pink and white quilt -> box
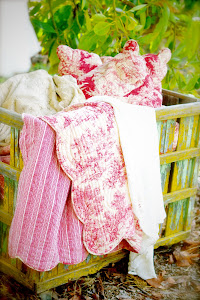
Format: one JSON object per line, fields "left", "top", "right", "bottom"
{"left": 41, "top": 101, "right": 143, "bottom": 256}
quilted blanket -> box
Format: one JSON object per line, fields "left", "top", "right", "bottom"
{"left": 41, "top": 101, "right": 143, "bottom": 255}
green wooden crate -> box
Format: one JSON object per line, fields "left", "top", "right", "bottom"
{"left": 0, "top": 89, "right": 200, "bottom": 293}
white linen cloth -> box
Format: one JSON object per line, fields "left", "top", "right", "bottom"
{"left": 88, "top": 96, "right": 166, "bottom": 279}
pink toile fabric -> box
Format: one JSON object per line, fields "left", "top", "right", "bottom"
{"left": 41, "top": 101, "right": 143, "bottom": 256}
{"left": 57, "top": 45, "right": 102, "bottom": 78}
{"left": 57, "top": 40, "right": 171, "bottom": 109}
{"left": 77, "top": 44, "right": 171, "bottom": 108}
{"left": 8, "top": 115, "right": 88, "bottom": 271}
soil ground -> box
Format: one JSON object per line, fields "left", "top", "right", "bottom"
{"left": 0, "top": 185, "right": 199, "bottom": 300}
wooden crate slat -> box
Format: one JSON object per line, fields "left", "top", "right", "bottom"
{"left": 3, "top": 177, "right": 9, "bottom": 212}
{"left": 0, "top": 222, "right": 8, "bottom": 258}
{"left": 156, "top": 102, "right": 200, "bottom": 121}
{"left": 160, "top": 147, "right": 200, "bottom": 164}
{"left": 163, "top": 119, "right": 177, "bottom": 153}
{"left": 37, "top": 251, "right": 128, "bottom": 293}
{"left": 160, "top": 164, "right": 171, "bottom": 194}
{"left": 0, "top": 161, "right": 21, "bottom": 181}
{"left": 10, "top": 128, "right": 15, "bottom": 167}
{"left": 14, "top": 128, "right": 20, "bottom": 169}
{"left": 8, "top": 178, "right": 14, "bottom": 214}
{"left": 159, "top": 119, "right": 176, "bottom": 237}
{"left": 0, "top": 258, "right": 35, "bottom": 291}
{"left": 165, "top": 115, "right": 198, "bottom": 237}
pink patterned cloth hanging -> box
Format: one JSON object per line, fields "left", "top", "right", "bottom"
{"left": 41, "top": 101, "right": 143, "bottom": 255}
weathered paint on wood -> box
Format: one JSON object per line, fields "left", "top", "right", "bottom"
{"left": 0, "top": 90, "right": 200, "bottom": 294}
{"left": 0, "top": 107, "right": 23, "bottom": 129}
{"left": 0, "top": 161, "right": 21, "bottom": 181}
{"left": 0, "top": 209, "right": 12, "bottom": 226}
{"left": 163, "top": 187, "right": 197, "bottom": 205}
{"left": 156, "top": 102, "right": 200, "bottom": 121}
{"left": 160, "top": 148, "right": 200, "bottom": 166}
{"left": 0, "top": 258, "right": 35, "bottom": 291}
{"left": 165, "top": 114, "right": 200, "bottom": 237}
{"left": 36, "top": 251, "right": 128, "bottom": 293}
{"left": 14, "top": 129, "right": 20, "bottom": 169}
{"left": 155, "top": 230, "right": 191, "bottom": 249}
{"left": 10, "top": 128, "right": 15, "bottom": 167}
{"left": 162, "top": 89, "right": 198, "bottom": 103}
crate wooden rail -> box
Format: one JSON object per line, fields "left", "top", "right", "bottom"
{"left": 0, "top": 90, "right": 200, "bottom": 293}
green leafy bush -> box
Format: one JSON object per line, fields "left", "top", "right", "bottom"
{"left": 28, "top": 0, "right": 200, "bottom": 97}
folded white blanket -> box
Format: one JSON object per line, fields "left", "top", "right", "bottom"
{"left": 0, "top": 70, "right": 85, "bottom": 145}
{"left": 88, "top": 96, "right": 166, "bottom": 279}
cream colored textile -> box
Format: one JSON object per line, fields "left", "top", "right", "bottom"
{"left": 0, "top": 70, "right": 85, "bottom": 145}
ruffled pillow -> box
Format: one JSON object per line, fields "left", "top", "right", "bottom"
{"left": 57, "top": 40, "right": 171, "bottom": 108}
{"left": 57, "top": 45, "right": 102, "bottom": 79}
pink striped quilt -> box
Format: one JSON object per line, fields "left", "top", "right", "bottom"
{"left": 8, "top": 115, "right": 88, "bottom": 271}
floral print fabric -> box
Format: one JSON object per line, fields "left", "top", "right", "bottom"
{"left": 41, "top": 101, "right": 143, "bottom": 255}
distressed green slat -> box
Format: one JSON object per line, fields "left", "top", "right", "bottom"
{"left": 163, "top": 187, "right": 197, "bottom": 206}
{"left": 159, "top": 119, "right": 176, "bottom": 237}
{"left": 191, "top": 158, "right": 199, "bottom": 187}
{"left": 165, "top": 116, "right": 198, "bottom": 237}
{"left": 8, "top": 179, "right": 15, "bottom": 214}
{"left": 166, "top": 199, "right": 189, "bottom": 233}
{"left": 0, "top": 222, "right": 8, "bottom": 257}
{"left": 13, "top": 181, "right": 18, "bottom": 212}
{"left": 156, "top": 120, "right": 162, "bottom": 153}
{"left": 3, "top": 177, "right": 9, "bottom": 212}
{"left": 184, "top": 196, "right": 195, "bottom": 231}
{"left": 195, "top": 115, "right": 200, "bottom": 148}
{"left": 0, "top": 107, "right": 23, "bottom": 129}
{"left": 10, "top": 128, "right": 15, "bottom": 167}
{"left": 190, "top": 116, "right": 199, "bottom": 148}
{"left": 156, "top": 102, "right": 200, "bottom": 121}
{"left": 159, "top": 119, "right": 176, "bottom": 194}
{"left": 172, "top": 159, "right": 190, "bottom": 190}
{"left": 159, "top": 121, "right": 167, "bottom": 154}
{"left": 0, "top": 222, "right": 3, "bottom": 255}
{"left": 0, "top": 209, "right": 13, "bottom": 225}
{"left": 183, "top": 156, "right": 200, "bottom": 231}
{"left": 19, "top": 151, "right": 23, "bottom": 170}
{"left": 11, "top": 258, "right": 17, "bottom": 267}
{"left": 37, "top": 251, "right": 128, "bottom": 293}
{"left": 177, "top": 116, "right": 194, "bottom": 149}
{"left": 155, "top": 230, "right": 190, "bottom": 248}
{"left": 0, "top": 161, "right": 21, "bottom": 181}
{"left": 160, "top": 147, "right": 200, "bottom": 165}
{"left": 160, "top": 164, "right": 171, "bottom": 194}
{"left": 14, "top": 129, "right": 20, "bottom": 168}
{"left": 164, "top": 119, "right": 177, "bottom": 153}
{"left": 0, "top": 259, "right": 35, "bottom": 291}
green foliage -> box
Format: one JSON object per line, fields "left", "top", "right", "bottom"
{"left": 28, "top": 0, "right": 200, "bottom": 96}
